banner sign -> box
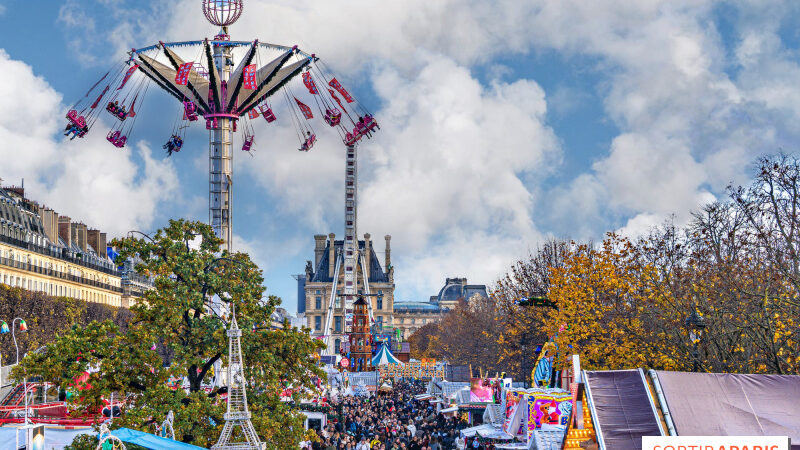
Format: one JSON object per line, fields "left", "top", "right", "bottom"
{"left": 118, "top": 65, "right": 139, "bottom": 90}
{"left": 328, "top": 77, "right": 354, "bottom": 103}
{"left": 470, "top": 378, "right": 495, "bottom": 403}
{"left": 175, "top": 62, "right": 194, "bottom": 86}
{"left": 643, "top": 436, "right": 790, "bottom": 450}
{"left": 294, "top": 97, "right": 313, "bottom": 119}
{"left": 303, "top": 72, "right": 319, "bottom": 94}
{"left": 243, "top": 64, "right": 257, "bottom": 90}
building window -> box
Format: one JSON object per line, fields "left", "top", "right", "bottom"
{"left": 377, "top": 298, "right": 383, "bottom": 310}
{"left": 334, "top": 316, "right": 342, "bottom": 332}
{"left": 315, "top": 289, "right": 321, "bottom": 295}
{"left": 334, "top": 339, "right": 341, "bottom": 354}
{"left": 411, "top": 318, "right": 415, "bottom": 324}
{"left": 335, "top": 297, "right": 342, "bottom": 308}
{"left": 314, "top": 316, "right": 321, "bottom": 331}
{"left": 315, "top": 296, "right": 322, "bottom": 309}
{"left": 377, "top": 316, "right": 383, "bottom": 325}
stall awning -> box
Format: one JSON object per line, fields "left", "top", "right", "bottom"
{"left": 653, "top": 371, "right": 800, "bottom": 449}
{"left": 584, "top": 369, "right": 664, "bottom": 450}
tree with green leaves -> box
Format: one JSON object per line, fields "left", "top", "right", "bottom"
{"left": 16, "top": 219, "right": 324, "bottom": 448}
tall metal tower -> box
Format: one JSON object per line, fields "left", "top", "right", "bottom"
{"left": 321, "top": 143, "right": 375, "bottom": 355}
{"left": 128, "top": 0, "right": 314, "bottom": 253}
{"left": 211, "top": 306, "right": 264, "bottom": 450}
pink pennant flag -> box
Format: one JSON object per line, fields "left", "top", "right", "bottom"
{"left": 328, "top": 89, "right": 345, "bottom": 112}
{"left": 243, "top": 64, "right": 257, "bottom": 90}
{"left": 127, "top": 95, "right": 138, "bottom": 117}
{"left": 118, "top": 65, "right": 139, "bottom": 90}
{"left": 247, "top": 108, "right": 259, "bottom": 119}
{"left": 295, "top": 97, "right": 313, "bottom": 120}
{"left": 302, "top": 72, "right": 318, "bottom": 95}
{"left": 90, "top": 85, "right": 110, "bottom": 109}
{"left": 328, "top": 77, "right": 354, "bottom": 103}
{"left": 175, "top": 62, "right": 194, "bottom": 86}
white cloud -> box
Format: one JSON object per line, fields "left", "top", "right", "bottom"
{"left": 44, "top": 0, "right": 800, "bottom": 301}
{"left": 0, "top": 49, "right": 178, "bottom": 237}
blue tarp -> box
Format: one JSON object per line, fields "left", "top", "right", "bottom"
{"left": 110, "top": 428, "right": 206, "bottom": 449}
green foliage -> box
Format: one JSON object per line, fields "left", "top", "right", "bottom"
{"left": 17, "top": 219, "right": 325, "bottom": 447}
{"left": 0, "top": 284, "right": 131, "bottom": 364}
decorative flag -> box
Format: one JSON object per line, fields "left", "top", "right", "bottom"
{"left": 302, "top": 72, "right": 318, "bottom": 95}
{"left": 242, "top": 64, "right": 257, "bottom": 90}
{"left": 90, "top": 85, "right": 110, "bottom": 109}
{"left": 86, "top": 71, "right": 109, "bottom": 97}
{"left": 329, "top": 89, "right": 346, "bottom": 112}
{"left": 247, "top": 108, "right": 260, "bottom": 119}
{"left": 328, "top": 77, "right": 354, "bottom": 103}
{"left": 118, "top": 65, "right": 140, "bottom": 90}
{"left": 0, "top": 322, "right": 8, "bottom": 333}
{"left": 127, "top": 94, "right": 138, "bottom": 118}
{"left": 18, "top": 320, "right": 27, "bottom": 332}
{"left": 175, "top": 62, "right": 194, "bottom": 86}
{"left": 294, "top": 97, "right": 313, "bottom": 119}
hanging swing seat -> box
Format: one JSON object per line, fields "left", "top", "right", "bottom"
{"left": 344, "top": 131, "right": 361, "bottom": 146}
{"left": 66, "top": 110, "right": 89, "bottom": 138}
{"left": 163, "top": 135, "right": 183, "bottom": 155}
{"left": 324, "top": 108, "right": 342, "bottom": 127}
{"left": 106, "top": 130, "right": 127, "bottom": 148}
{"left": 106, "top": 102, "right": 128, "bottom": 121}
{"left": 260, "top": 105, "right": 276, "bottom": 123}
{"left": 299, "top": 133, "right": 316, "bottom": 152}
{"left": 183, "top": 101, "right": 199, "bottom": 121}
{"left": 242, "top": 135, "right": 254, "bottom": 152}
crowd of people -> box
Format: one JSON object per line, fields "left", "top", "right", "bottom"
{"left": 301, "top": 380, "right": 495, "bottom": 450}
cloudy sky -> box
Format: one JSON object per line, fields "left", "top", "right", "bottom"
{"left": 2, "top": 0, "right": 800, "bottom": 312}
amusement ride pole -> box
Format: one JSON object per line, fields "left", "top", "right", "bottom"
{"left": 210, "top": 26, "right": 234, "bottom": 255}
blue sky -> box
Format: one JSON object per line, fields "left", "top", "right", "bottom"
{"left": 2, "top": 0, "right": 800, "bottom": 313}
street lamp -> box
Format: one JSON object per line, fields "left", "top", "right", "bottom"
{"left": 685, "top": 309, "right": 705, "bottom": 372}
{"left": 1, "top": 318, "right": 29, "bottom": 423}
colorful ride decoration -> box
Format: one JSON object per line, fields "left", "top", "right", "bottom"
{"left": 533, "top": 341, "right": 557, "bottom": 388}
{"left": 378, "top": 361, "right": 443, "bottom": 380}
{"left": 502, "top": 388, "right": 573, "bottom": 442}
{"left": 96, "top": 423, "right": 127, "bottom": 450}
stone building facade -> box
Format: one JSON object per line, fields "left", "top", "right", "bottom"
{"left": 301, "top": 233, "right": 395, "bottom": 354}
{"left": 0, "top": 185, "right": 149, "bottom": 307}
{"left": 393, "top": 277, "right": 488, "bottom": 339}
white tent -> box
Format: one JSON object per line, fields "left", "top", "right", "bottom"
{"left": 370, "top": 343, "right": 404, "bottom": 366}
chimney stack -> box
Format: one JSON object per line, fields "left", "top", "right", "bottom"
{"left": 41, "top": 209, "right": 59, "bottom": 244}
{"left": 328, "top": 233, "right": 336, "bottom": 278}
{"left": 72, "top": 223, "right": 88, "bottom": 253}
{"left": 99, "top": 232, "right": 107, "bottom": 258}
{"left": 88, "top": 229, "right": 108, "bottom": 258}
{"left": 384, "top": 235, "right": 391, "bottom": 269}
{"left": 314, "top": 234, "right": 327, "bottom": 273}
{"left": 364, "top": 233, "right": 371, "bottom": 274}
{"left": 58, "top": 216, "right": 72, "bottom": 248}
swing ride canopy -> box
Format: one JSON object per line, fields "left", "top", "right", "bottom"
{"left": 131, "top": 40, "right": 314, "bottom": 119}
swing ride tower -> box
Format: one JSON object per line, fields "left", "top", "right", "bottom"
{"left": 66, "top": 0, "right": 383, "bottom": 361}
{"left": 125, "top": 1, "right": 315, "bottom": 252}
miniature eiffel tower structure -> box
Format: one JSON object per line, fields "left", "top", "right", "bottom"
{"left": 212, "top": 305, "right": 265, "bottom": 450}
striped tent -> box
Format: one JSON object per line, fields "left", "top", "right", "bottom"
{"left": 371, "top": 343, "right": 404, "bottom": 366}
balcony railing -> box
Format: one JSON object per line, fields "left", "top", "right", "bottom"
{"left": 0, "top": 234, "right": 119, "bottom": 276}
{"left": 0, "top": 256, "right": 123, "bottom": 293}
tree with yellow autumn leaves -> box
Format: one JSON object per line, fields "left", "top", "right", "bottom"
{"left": 410, "top": 154, "right": 800, "bottom": 377}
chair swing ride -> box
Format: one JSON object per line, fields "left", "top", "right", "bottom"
{"left": 64, "top": 11, "right": 379, "bottom": 157}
